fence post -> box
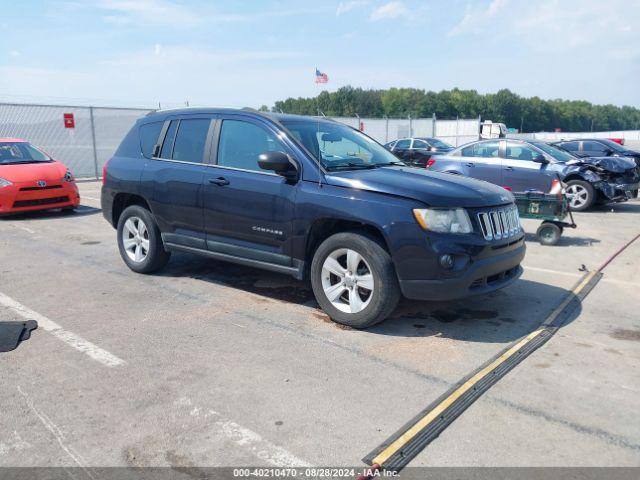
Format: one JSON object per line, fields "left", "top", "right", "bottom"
{"left": 408, "top": 114, "right": 412, "bottom": 137}
{"left": 432, "top": 113, "right": 436, "bottom": 137}
{"left": 455, "top": 115, "right": 460, "bottom": 147}
{"left": 89, "top": 106, "right": 99, "bottom": 180}
{"left": 384, "top": 116, "right": 389, "bottom": 142}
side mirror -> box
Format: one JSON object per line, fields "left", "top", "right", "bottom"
{"left": 258, "top": 151, "right": 298, "bottom": 181}
{"left": 604, "top": 148, "right": 614, "bottom": 156}
{"left": 533, "top": 154, "right": 549, "bottom": 164}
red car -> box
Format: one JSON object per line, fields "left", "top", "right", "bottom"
{"left": 0, "top": 138, "right": 80, "bottom": 215}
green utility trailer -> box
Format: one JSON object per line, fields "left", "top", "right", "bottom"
{"left": 514, "top": 192, "right": 577, "bottom": 246}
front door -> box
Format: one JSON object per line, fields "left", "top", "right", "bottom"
{"left": 202, "top": 116, "right": 297, "bottom": 267}
{"left": 502, "top": 141, "right": 553, "bottom": 192}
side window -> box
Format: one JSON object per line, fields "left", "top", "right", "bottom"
{"left": 583, "top": 141, "right": 607, "bottom": 154}
{"left": 412, "top": 139, "right": 430, "bottom": 149}
{"left": 460, "top": 144, "right": 475, "bottom": 157}
{"left": 395, "top": 139, "right": 411, "bottom": 149}
{"left": 505, "top": 142, "right": 539, "bottom": 161}
{"left": 160, "top": 120, "right": 178, "bottom": 159}
{"left": 139, "top": 121, "right": 164, "bottom": 158}
{"left": 217, "top": 120, "right": 286, "bottom": 172}
{"left": 560, "top": 141, "right": 579, "bottom": 152}
{"left": 462, "top": 141, "right": 499, "bottom": 158}
{"left": 171, "top": 118, "right": 211, "bottom": 163}
{"left": 476, "top": 141, "right": 499, "bottom": 158}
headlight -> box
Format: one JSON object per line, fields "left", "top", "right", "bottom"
{"left": 63, "top": 169, "right": 74, "bottom": 182}
{"left": 0, "top": 178, "right": 13, "bottom": 188}
{"left": 413, "top": 208, "right": 473, "bottom": 234}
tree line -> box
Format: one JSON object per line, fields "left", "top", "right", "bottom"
{"left": 266, "top": 87, "right": 640, "bottom": 133}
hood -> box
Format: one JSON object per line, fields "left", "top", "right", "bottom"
{"left": 565, "top": 156, "right": 636, "bottom": 173}
{"left": 324, "top": 166, "right": 514, "bottom": 208}
{"left": 0, "top": 160, "right": 67, "bottom": 183}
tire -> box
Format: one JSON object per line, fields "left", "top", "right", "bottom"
{"left": 565, "top": 180, "right": 595, "bottom": 212}
{"left": 310, "top": 232, "right": 400, "bottom": 329}
{"left": 537, "top": 222, "right": 562, "bottom": 246}
{"left": 117, "top": 205, "right": 170, "bottom": 274}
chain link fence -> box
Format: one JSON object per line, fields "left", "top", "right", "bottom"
{"left": 0, "top": 102, "right": 482, "bottom": 178}
{"left": 0, "top": 103, "right": 151, "bottom": 178}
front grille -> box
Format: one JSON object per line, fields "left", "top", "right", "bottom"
{"left": 13, "top": 196, "right": 69, "bottom": 208}
{"left": 477, "top": 204, "right": 521, "bottom": 241}
{"left": 19, "top": 185, "right": 62, "bottom": 191}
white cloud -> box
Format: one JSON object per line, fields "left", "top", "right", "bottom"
{"left": 336, "top": 1, "right": 369, "bottom": 16}
{"left": 449, "top": 0, "right": 507, "bottom": 36}
{"left": 9, "top": 50, "right": 20, "bottom": 57}
{"left": 98, "top": 0, "right": 201, "bottom": 27}
{"left": 369, "top": 1, "right": 409, "bottom": 21}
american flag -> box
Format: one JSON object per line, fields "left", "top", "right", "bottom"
{"left": 315, "top": 68, "right": 329, "bottom": 84}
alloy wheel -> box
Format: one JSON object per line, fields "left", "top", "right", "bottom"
{"left": 565, "top": 184, "right": 589, "bottom": 209}
{"left": 321, "top": 248, "right": 374, "bottom": 314}
{"left": 122, "top": 216, "right": 150, "bottom": 263}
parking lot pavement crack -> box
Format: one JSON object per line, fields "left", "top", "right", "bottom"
{"left": 17, "top": 386, "right": 96, "bottom": 477}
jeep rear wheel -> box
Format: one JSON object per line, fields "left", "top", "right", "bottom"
{"left": 117, "top": 205, "right": 170, "bottom": 274}
{"left": 310, "top": 232, "right": 400, "bottom": 329}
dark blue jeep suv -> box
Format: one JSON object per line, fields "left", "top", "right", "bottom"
{"left": 102, "top": 108, "right": 525, "bottom": 328}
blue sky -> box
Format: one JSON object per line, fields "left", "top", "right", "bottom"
{"left": 1, "top": 0, "right": 639, "bottom": 109}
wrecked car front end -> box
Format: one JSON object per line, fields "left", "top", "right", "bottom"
{"left": 565, "top": 157, "right": 640, "bottom": 202}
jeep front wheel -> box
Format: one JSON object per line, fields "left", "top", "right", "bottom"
{"left": 310, "top": 232, "right": 400, "bottom": 329}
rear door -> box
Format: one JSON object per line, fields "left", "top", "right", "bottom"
{"left": 557, "top": 140, "right": 580, "bottom": 156}
{"left": 502, "top": 141, "right": 553, "bottom": 192}
{"left": 582, "top": 140, "right": 610, "bottom": 156}
{"left": 392, "top": 139, "right": 412, "bottom": 161}
{"left": 458, "top": 140, "right": 502, "bottom": 184}
{"left": 202, "top": 115, "right": 297, "bottom": 267}
{"left": 142, "top": 115, "right": 213, "bottom": 249}
{"left": 409, "top": 139, "right": 433, "bottom": 167}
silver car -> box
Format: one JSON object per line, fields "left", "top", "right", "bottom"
{"left": 428, "top": 139, "right": 640, "bottom": 211}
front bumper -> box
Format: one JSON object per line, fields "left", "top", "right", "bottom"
{"left": 0, "top": 181, "right": 80, "bottom": 215}
{"left": 399, "top": 239, "right": 525, "bottom": 301}
{"left": 596, "top": 181, "right": 640, "bottom": 201}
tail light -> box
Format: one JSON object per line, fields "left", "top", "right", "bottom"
{"left": 502, "top": 186, "right": 512, "bottom": 191}
{"left": 426, "top": 158, "right": 436, "bottom": 168}
{"left": 102, "top": 160, "right": 110, "bottom": 185}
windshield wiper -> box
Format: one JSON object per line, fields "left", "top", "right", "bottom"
{"left": 373, "top": 161, "right": 405, "bottom": 167}
{"left": 326, "top": 162, "right": 378, "bottom": 171}
{"left": 0, "top": 160, "right": 48, "bottom": 165}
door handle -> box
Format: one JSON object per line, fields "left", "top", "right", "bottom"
{"left": 209, "top": 177, "right": 229, "bottom": 186}
{"left": 465, "top": 163, "right": 475, "bottom": 167}
{"left": 505, "top": 166, "right": 514, "bottom": 171}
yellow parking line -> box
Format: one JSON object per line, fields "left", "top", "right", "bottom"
{"left": 370, "top": 269, "right": 599, "bottom": 467}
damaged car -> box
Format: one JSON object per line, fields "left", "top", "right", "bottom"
{"left": 428, "top": 139, "right": 640, "bottom": 211}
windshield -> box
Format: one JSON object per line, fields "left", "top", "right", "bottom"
{"left": 0, "top": 142, "right": 52, "bottom": 164}
{"left": 281, "top": 120, "right": 402, "bottom": 170}
{"left": 530, "top": 141, "right": 575, "bottom": 162}
{"left": 427, "top": 138, "right": 453, "bottom": 149}
{"left": 598, "top": 138, "right": 627, "bottom": 152}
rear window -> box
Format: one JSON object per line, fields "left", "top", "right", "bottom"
{"left": 171, "top": 119, "right": 211, "bottom": 163}
{"left": 139, "top": 121, "right": 164, "bottom": 158}
{"left": 0, "top": 142, "right": 51, "bottom": 164}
